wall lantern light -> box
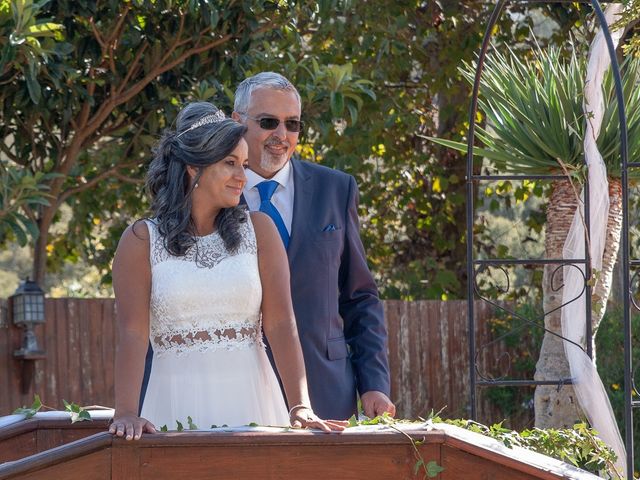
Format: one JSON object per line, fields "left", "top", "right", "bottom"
{"left": 11, "top": 278, "right": 46, "bottom": 359}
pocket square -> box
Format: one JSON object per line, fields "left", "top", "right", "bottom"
{"left": 322, "top": 224, "right": 338, "bottom": 232}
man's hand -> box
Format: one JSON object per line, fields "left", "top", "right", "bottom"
{"left": 361, "top": 390, "right": 396, "bottom": 418}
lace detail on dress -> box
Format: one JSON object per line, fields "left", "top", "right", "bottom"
{"left": 145, "top": 217, "right": 264, "bottom": 357}
{"left": 146, "top": 218, "right": 257, "bottom": 268}
{"left": 151, "top": 317, "right": 264, "bottom": 358}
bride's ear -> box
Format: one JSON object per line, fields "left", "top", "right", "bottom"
{"left": 186, "top": 165, "right": 198, "bottom": 182}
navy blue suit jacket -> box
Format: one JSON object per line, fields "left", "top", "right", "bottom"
{"left": 283, "top": 159, "right": 390, "bottom": 420}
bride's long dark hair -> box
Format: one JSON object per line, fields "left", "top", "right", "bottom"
{"left": 146, "top": 102, "right": 248, "bottom": 255}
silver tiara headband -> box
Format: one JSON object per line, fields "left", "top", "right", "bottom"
{"left": 177, "top": 110, "right": 226, "bottom": 137}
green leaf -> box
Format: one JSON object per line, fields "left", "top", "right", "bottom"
{"left": 426, "top": 461, "right": 444, "bottom": 478}
{"left": 330, "top": 91, "right": 344, "bottom": 116}
{"left": 25, "top": 63, "right": 41, "bottom": 105}
{"left": 5, "top": 217, "right": 28, "bottom": 246}
{"left": 14, "top": 213, "right": 38, "bottom": 240}
{"left": 346, "top": 412, "right": 395, "bottom": 427}
{"left": 13, "top": 394, "right": 42, "bottom": 419}
{"left": 77, "top": 409, "right": 92, "bottom": 422}
{"left": 413, "top": 459, "right": 424, "bottom": 475}
{"left": 63, "top": 400, "right": 91, "bottom": 423}
{"left": 347, "top": 414, "right": 358, "bottom": 427}
{"left": 209, "top": 9, "right": 219, "bottom": 27}
{"left": 187, "top": 416, "right": 198, "bottom": 430}
{"left": 347, "top": 103, "right": 358, "bottom": 125}
{"left": 176, "top": 420, "right": 184, "bottom": 432}
{"left": 26, "top": 22, "right": 63, "bottom": 37}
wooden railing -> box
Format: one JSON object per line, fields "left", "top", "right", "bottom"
{"left": 0, "top": 419, "right": 598, "bottom": 480}
{"left": 0, "top": 418, "right": 110, "bottom": 464}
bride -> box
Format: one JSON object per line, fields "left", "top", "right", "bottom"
{"left": 109, "top": 102, "right": 346, "bottom": 440}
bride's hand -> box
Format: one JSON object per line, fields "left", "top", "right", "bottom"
{"left": 109, "top": 412, "right": 156, "bottom": 440}
{"left": 290, "top": 407, "right": 348, "bottom": 433}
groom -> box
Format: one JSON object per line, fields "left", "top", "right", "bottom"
{"left": 232, "top": 72, "right": 395, "bottom": 420}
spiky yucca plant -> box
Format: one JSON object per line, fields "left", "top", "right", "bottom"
{"left": 433, "top": 45, "right": 640, "bottom": 174}
{"left": 430, "top": 44, "right": 640, "bottom": 429}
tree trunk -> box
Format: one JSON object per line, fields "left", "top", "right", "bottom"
{"left": 31, "top": 204, "right": 56, "bottom": 286}
{"left": 534, "top": 180, "right": 581, "bottom": 428}
{"left": 591, "top": 179, "right": 622, "bottom": 354}
{"left": 534, "top": 179, "right": 622, "bottom": 428}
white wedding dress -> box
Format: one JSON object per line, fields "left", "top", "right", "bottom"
{"left": 139, "top": 216, "right": 289, "bottom": 430}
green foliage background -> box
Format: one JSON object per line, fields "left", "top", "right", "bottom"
{"left": 0, "top": 1, "right": 593, "bottom": 299}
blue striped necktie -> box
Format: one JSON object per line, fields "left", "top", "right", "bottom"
{"left": 256, "top": 180, "right": 290, "bottom": 248}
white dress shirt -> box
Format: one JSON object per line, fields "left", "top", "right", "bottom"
{"left": 243, "top": 161, "right": 294, "bottom": 234}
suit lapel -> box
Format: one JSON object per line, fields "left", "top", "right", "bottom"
{"left": 288, "top": 159, "right": 313, "bottom": 262}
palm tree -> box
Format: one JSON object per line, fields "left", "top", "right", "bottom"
{"left": 431, "top": 44, "right": 640, "bottom": 428}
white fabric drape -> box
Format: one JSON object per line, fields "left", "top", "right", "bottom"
{"left": 561, "top": 3, "right": 625, "bottom": 473}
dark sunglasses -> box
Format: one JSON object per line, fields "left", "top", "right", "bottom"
{"left": 244, "top": 114, "right": 304, "bottom": 133}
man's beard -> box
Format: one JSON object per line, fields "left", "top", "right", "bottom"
{"left": 260, "top": 141, "right": 290, "bottom": 173}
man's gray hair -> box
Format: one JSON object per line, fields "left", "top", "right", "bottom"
{"left": 233, "top": 72, "right": 301, "bottom": 114}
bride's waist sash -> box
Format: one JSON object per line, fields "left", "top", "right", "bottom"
{"left": 150, "top": 316, "right": 264, "bottom": 357}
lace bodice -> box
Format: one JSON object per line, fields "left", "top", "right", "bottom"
{"left": 145, "top": 218, "right": 263, "bottom": 357}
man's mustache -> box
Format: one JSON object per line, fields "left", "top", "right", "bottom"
{"left": 264, "top": 139, "right": 290, "bottom": 148}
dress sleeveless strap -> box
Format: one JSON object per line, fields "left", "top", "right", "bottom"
{"left": 143, "top": 219, "right": 162, "bottom": 267}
